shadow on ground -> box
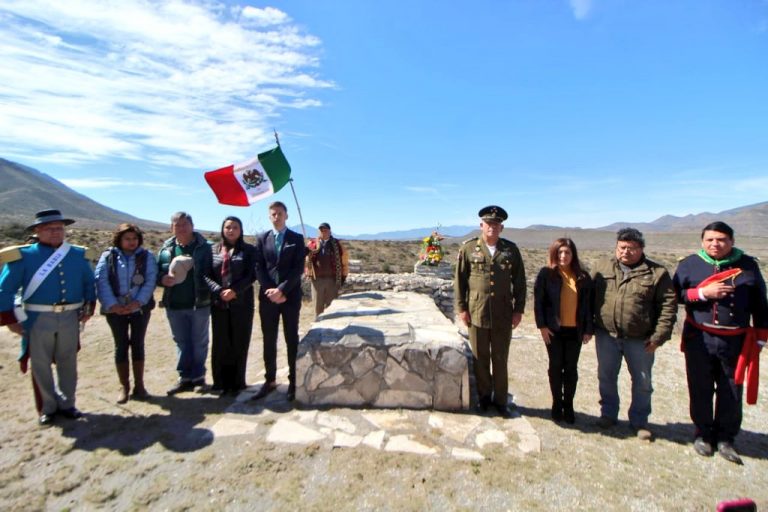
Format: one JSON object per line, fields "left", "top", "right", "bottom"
{"left": 517, "top": 404, "right": 768, "bottom": 460}
{"left": 57, "top": 394, "right": 231, "bottom": 454}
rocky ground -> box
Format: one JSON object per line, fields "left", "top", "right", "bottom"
{"left": 1, "top": 294, "right": 767, "bottom": 511}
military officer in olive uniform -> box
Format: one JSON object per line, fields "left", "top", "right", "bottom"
{"left": 0, "top": 209, "right": 96, "bottom": 426}
{"left": 455, "top": 206, "right": 526, "bottom": 418}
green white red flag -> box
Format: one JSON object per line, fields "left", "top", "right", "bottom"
{"left": 204, "top": 146, "right": 291, "bottom": 206}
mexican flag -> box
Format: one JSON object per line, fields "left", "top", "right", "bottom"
{"left": 204, "top": 146, "right": 291, "bottom": 206}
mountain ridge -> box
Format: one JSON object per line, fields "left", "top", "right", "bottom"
{"left": 0, "top": 158, "right": 166, "bottom": 230}
{"left": 2, "top": 157, "right": 766, "bottom": 239}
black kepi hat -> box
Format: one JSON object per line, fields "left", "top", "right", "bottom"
{"left": 27, "top": 209, "right": 75, "bottom": 231}
{"left": 478, "top": 205, "right": 508, "bottom": 223}
{"left": 318, "top": 222, "right": 331, "bottom": 230}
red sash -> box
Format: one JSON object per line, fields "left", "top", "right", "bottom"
{"left": 682, "top": 317, "right": 765, "bottom": 405}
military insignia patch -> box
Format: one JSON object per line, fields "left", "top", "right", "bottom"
{"left": 242, "top": 168, "right": 266, "bottom": 189}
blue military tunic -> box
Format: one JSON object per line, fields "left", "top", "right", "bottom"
{"left": 0, "top": 243, "right": 96, "bottom": 360}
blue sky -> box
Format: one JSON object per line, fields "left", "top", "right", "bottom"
{"left": 1, "top": 0, "right": 767, "bottom": 236}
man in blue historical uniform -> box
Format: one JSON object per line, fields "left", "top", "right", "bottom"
{"left": 0, "top": 209, "right": 96, "bottom": 427}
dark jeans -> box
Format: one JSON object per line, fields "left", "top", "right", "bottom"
{"left": 106, "top": 310, "right": 152, "bottom": 363}
{"left": 545, "top": 327, "right": 582, "bottom": 408}
{"left": 684, "top": 326, "right": 744, "bottom": 444}
{"left": 211, "top": 303, "right": 254, "bottom": 391}
{"left": 259, "top": 297, "right": 301, "bottom": 386}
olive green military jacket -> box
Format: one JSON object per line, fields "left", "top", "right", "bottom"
{"left": 591, "top": 256, "right": 677, "bottom": 345}
{"left": 454, "top": 237, "right": 526, "bottom": 329}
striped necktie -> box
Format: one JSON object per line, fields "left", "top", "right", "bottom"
{"left": 275, "top": 231, "right": 284, "bottom": 257}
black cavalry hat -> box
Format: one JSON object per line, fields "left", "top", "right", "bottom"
{"left": 26, "top": 209, "right": 76, "bottom": 231}
{"left": 478, "top": 205, "right": 508, "bottom": 223}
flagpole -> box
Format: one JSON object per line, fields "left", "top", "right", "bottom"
{"left": 274, "top": 129, "right": 308, "bottom": 241}
{"left": 288, "top": 180, "right": 307, "bottom": 240}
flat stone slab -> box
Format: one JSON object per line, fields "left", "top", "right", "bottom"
{"left": 210, "top": 418, "right": 259, "bottom": 438}
{"left": 296, "top": 291, "right": 470, "bottom": 410}
{"left": 266, "top": 419, "right": 325, "bottom": 445}
{"left": 209, "top": 367, "right": 542, "bottom": 461}
{"left": 384, "top": 435, "right": 438, "bottom": 456}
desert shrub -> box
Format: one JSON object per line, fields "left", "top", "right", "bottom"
{"left": 0, "top": 222, "right": 27, "bottom": 243}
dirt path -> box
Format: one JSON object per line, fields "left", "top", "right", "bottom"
{"left": 1, "top": 301, "right": 767, "bottom": 511}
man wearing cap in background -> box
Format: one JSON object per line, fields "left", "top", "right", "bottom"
{"left": 455, "top": 205, "right": 526, "bottom": 418}
{"left": 0, "top": 209, "right": 96, "bottom": 426}
{"left": 157, "top": 212, "right": 213, "bottom": 395}
{"left": 305, "top": 222, "right": 349, "bottom": 316}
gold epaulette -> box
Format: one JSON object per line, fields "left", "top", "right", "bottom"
{"left": 73, "top": 245, "right": 99, "bottom": 261}
{"left": 0, "top": 245, "right": 30, "bottom": 265}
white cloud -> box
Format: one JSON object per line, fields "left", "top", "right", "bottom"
{"left": 568, "top": 0, "right": 593, "bottom": 20}
{"left": 60, "top": 177, "right": 184, "bottom": 190}
{"left": 241, "top": 6, "right": 290, "bottom": 26}
{"left": 0, "top": 1, "right": 332, "bottom": 168}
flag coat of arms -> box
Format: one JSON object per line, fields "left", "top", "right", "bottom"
{"left": 204, "top": 146, "right": 291, "bottom": 206}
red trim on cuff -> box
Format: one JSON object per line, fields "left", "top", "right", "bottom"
{"left": 0, "top": 310, "right": 18, "bottom": 326}
{"left": 686, "top": 289, "right": 701, "bottom": 302}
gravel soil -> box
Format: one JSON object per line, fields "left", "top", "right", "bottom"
{"left": 1, "top": 298, "right": 767, "bottom": 511}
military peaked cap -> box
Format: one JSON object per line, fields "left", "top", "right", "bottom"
{"left": 478, "top": 205, "right": 508, "bottom": 223}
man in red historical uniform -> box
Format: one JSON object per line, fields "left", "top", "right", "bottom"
{"left": 673, "top": 221, "right": 768, "bottom": 465}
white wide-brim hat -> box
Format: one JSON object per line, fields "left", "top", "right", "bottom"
{"left": 168, "top": 255, "right": 194, "bottom": 284}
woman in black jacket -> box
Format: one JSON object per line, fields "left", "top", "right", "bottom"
{"left": 534, "top": 238, "right": 593, "bottom": 423}
{"left": 205, "top": 216, "right": 256, "bottom": 395}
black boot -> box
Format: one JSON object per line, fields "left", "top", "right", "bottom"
{"left": 563, "top": 401, "right": 575, "bottom": 424}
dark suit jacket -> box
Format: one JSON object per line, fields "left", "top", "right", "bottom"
{"left": 533, "top": 266, "right": 594, "bottom": 341}
{"left": 204, "top": 241, "right": 256, "bottom": 309}
{"left": 254, "top": 229, "right": 305, "bottom": 304}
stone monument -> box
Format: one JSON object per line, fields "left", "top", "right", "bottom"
{"left": 295, "top": 290, "right": 470, "bottom": 410}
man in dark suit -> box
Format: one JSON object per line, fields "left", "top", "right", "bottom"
{"left": 252, "top": 201, "right": 305, "bottom": 401}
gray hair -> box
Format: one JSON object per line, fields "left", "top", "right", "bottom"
{"left": 171, "top": 211, "right": 193, "bottom": 225}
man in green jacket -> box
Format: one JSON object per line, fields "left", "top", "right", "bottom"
{"left": 156, "top": 212, "right": 212, "bottom": 395}
{"left": 592, "top": 228, "right": 677, "bottom": 440}
{"left": 455, "top": 205, "right": 526, "bottom": 418}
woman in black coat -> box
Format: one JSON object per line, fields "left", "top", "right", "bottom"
{"left": 533, "top": 238, "right": 593, "bottom": 423}
{"left": 205, "top": 216, "right": 256, "bottom": 395}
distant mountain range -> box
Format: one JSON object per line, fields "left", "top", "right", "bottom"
{"left": 2, "top": 157, "right": 766, "bottom": 238}
{"left": 312, "top": 201, "right": 768, "bottom": 240}
{"left": 0, "top": 158, "right": 165, "bottom": 230}
{"left": 290, "top": 224, "right": 479, "bottom": 241}
{"left": 598, "top": 201, "right": 768, "bottom": 237}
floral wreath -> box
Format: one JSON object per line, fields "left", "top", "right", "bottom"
{"left": 418, "top": 231, "right": 444, "bottom": 266}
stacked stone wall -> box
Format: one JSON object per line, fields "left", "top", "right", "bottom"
{"left": 340, "top": 273, "right": 455, "bottom": 319}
